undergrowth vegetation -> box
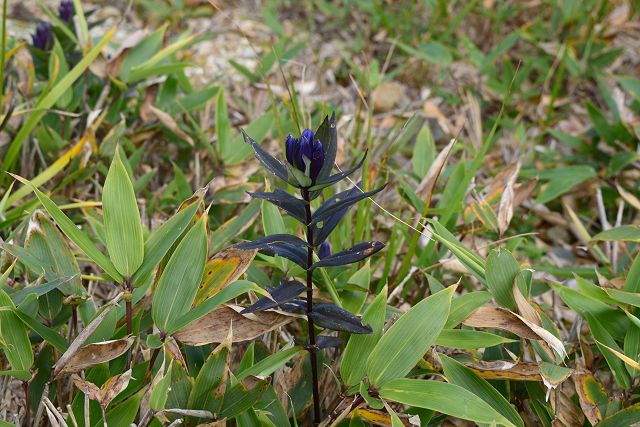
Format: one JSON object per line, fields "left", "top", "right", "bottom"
{"left": 1, "top": 0, "right": 640, "bottom": 426}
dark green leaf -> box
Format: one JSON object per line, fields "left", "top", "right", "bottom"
{"left": 240, "top": 280, "right": 306, "bottom": 314}
{"left": 310, "top": 184, "right": 386, "bottom": 226}
{"left": 242, "top": 130, "right": 294, "bottom": 186}
{"left": 312, "top": 241, "right": 384, "bottom": 269}
{"left": 309, "top": 304, "right": 372, "bottom": 334}
{"left": 248, "top": 189, "right": 307, "bottom": 224}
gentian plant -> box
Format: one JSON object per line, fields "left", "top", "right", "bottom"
{"left": 59, "top": 0, "right": 75, "bottom": 24}
{"left": 238, "top": 113, "right": 386, "bottom": 423}
{"left": 31, "top": 23, "right": 52, "bottom": 50}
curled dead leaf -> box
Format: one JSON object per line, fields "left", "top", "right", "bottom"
{"left": 423, "top": 100, "right": 452, "bottom": 134}
{"left": 173, "top": 305, "right": 293, "bottom": 345}
{"left": 89, "top": 30, "right": 146, "bottom": 79}
{"left": 463, "top": 306, "right": 540, "bottom": 339}
{"left": 163, "top": 336, "right": 189, "bottom": 373}
{"left": 139, "top": 85, "right": 158, "bottom": 123}
{"left": 551, "top": 380, "right": 584, "bottom": 426}
{"left": 72, "top": 369, "right": 132, "bottom": 410}
{"left": 71, "top": 375, "right": 101, "bottom": 402}
{"left": 464, "top": 360, "right": 541, "bottom": 381}
{"left": 497, "top": 161, "right": 520, "bottom": 235}
{"left": 415, "top": 137, "right": 456, "bottom": 201}
{"left": 53, "top": 295, "right": 123, "bottom": 376}
{"left": 464, "top": 304, "right": 566, "bottom": 361}
{"left": 274, "top": 352, "right": 306, "bottom": 411}
{"left": 57, "top": 336, "right": 134, "bottom": 375}
{"left": 148, "top": 105, "right": 195, "bottom": 146}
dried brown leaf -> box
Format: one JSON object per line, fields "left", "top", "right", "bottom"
{"left": 463, "top": 306, "right": 540, "bottom": 339}
{"left": 423, "top": 100, "right": 452, "bottom": 134}
{"left": 71, "top": 375, "right": 102, "bottom": 402}
{"left": 513, "top": 179, "right": 537, "bottom": 207}
{"left": 139, "top": 85, "right": 158, "bottom": 123}
{"left": 53, "top": 294, "right": 123, "bottom": 376}
{"left": 616, "top": 183, "right": 640, "bottom": 211}
{"left": 415, "top": 137, "right": 456, "bottom": 201}
{"left": 58, "top": 336, "right": 134, "bottom": 374}
{"left": 100, "top": 369, "right": 132, "bottom": 408}
{"left": 513, "top": 282, "right": 540, "bottom": 326}
{"left": 89, "top": 30, "right": 146, "bottom": 78}
{"left": 551, "top": 381, "right": 584, "bottom": 427}
{"left": 497, "top": 162, "right": 520, "bottom": 235}
{"left": 274, "top": 352, "right": 306, "bottom": 411}
{"left": 513, "top": 312, "right": 566, "bottom": 360}
{"left": 372, "top": 81, "right": 404, "bottom": 112}
{"left": 173, "top": 305, "right": 293, "bottom": 345}
{"left": 464, "top": 360, "right": 541, "bottom": 381}
{"left": 148, "top": 105, "right": 195, "bottom": 146}
{"left": 164, "top": 336, "right": 189, "bottom": 373}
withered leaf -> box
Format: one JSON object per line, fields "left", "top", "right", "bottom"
{"left": 72, "top": 369, "right": 131, "bottom": 409}
{"left": 174, "top": 305, "right": 293, "bottom": 345}
{"left": 463, "top": 360, "right": 542, "bottom": 381}
{"left": 53, "top": 295, "right": 123, "bottom": 376}
{"left": 149, "top": 105, "right": 195, "bottom": 146}
{"left": 415, "top": 137, "right": 456, "bottom": 201}
{"left": 163, "top": 336, "right": 189, "bottom": 372}
{"left": 463, "top": 306, "right": 540, "bottom": 339}
{"left": 497, "top": 161, "right": 520, "bottom": 235}
{"left": 58, "top": 336, "right": 134, "bottom": 374}
{"left": 71, "top": 375, "right": 101, "bottom": 402}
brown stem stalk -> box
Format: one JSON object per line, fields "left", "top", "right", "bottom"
{"left": 23, "top": 380, "right": 30, "bottom": 427}
{"left": 124, "top": 277, "right": 133, "bottom": 370}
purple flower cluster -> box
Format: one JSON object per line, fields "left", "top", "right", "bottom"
{"left": 31, "top": 23, "right": 52, "bottom": 50}
{"left": 31, "top": 1, "right": 74, "bottom": 50}
{"left": 285, "top": 129, "right": 325, "bottom": 183}
{"left": 59, "top": 0, "right": 74, "bottom": 23}
{"left": 318, "top": 242, "right": 331, "bottom": 259}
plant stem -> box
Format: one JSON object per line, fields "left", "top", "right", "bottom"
{"left": 71, "top": 305, "right": 78, "bottom": 338}
{"left": 302, "top": 189, "right": 321, "bottom": 425}
{"left": 124, "top": 276, "right": 133, "bottom": 370}
{"left": 0, "top": 0, "right": 7, "bottom": 93}
{"left": 23, "top": 380, "right": 30, "bottom": 427}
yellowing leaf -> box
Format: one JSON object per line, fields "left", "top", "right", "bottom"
{"left": 194, "top": 247, "right": 257, "bottom": 305}
{"left": 574, "top": 371, "right": 606, "bottom": 425}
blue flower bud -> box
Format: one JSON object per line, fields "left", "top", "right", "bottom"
{"left": 59, "top": 0, "right": 74, "bottom": 23}
{"left": 284, "top": 129, "right": 325, "bottom": 184}
{"left": 31, "top": 23, "right": 52, "bottom": 50}
{"left": 318, "top": 242, "right": 331, "bottom": 259}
